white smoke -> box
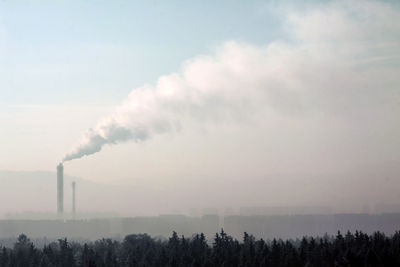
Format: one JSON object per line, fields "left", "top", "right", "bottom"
{"left": 63, "top": 41, "right": 269, "bottom": 161}
{"left": 63, "top": 0, "right": 400, "bottom": 162}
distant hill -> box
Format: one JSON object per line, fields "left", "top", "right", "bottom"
{"left": 0, "top": 170, "right": 165, "bottom": 218}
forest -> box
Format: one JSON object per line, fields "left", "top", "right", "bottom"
{"left": 1, "top": 230, "right": 400, "bottom": 266}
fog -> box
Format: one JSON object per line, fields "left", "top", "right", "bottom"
{"left": 0, "top": 0, "right": 399, "bottom": 240}
{"left": 60, "top": 0, "right": 400, "bottom": 215}
{"left": 1, "top": 170, "right": 400, "bottom": 219}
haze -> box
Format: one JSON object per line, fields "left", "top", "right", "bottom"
{"left": 0, "top": 0, "right": 399, "bottom": 218}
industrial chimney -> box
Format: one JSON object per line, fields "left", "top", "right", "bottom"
{"left": 57, "top": 163, "right": 64, "bottom": 214}
{"left": 72, "top": 181, "right": 76, "bottom": 219}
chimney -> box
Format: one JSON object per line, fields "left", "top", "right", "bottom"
{"left": 72, "top": 181, "right": 76, "bottom": 218}
{"left": 57, "top": 163, "right": 64, "bottom": 214}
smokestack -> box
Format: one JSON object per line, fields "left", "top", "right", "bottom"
{"left": 72, "top": 181, "right": 76, "bottom": 218}
{"left": 57, "top": 163, "right": 64, "bottom": 214}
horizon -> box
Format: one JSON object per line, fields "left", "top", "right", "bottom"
{"left": 1, "top": 0, "right": 400, "bottom": 220}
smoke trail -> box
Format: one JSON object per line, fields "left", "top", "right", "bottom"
{"left": 63, "top": 40, "right": 277, "bottom": 162}
{"left": 63, "top": 1, "right": 400, "bottom": 162}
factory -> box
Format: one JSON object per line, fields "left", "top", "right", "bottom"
{"left": 57, "top": 163, "right": 63, "bottom": 214}
{"left": 57, "top": 163, "right": 76, "bottom": 218}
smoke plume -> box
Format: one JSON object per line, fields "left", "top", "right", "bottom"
{"left": 63, "top": 0, "right": 400, "bottom": 162}
{"left": 63, "top": 41, "right": 268, "bottom": 161}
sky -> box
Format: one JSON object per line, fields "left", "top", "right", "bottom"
{"left": 0, "top": 0, "right": 399, "bottom": 214}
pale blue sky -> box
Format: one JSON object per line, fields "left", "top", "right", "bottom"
{"left": 0, "top": 0, "right": 399, "bottom": 215}
{"left": 0, "top": 0, "right": 287, "bottom": 105}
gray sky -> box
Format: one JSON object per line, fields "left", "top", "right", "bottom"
{"left": 0, "top": 0, "right": 399, "bottom": 214}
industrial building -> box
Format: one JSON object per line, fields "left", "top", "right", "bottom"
{"left": 57, "top": 163, "right": 63, "bottom": 214}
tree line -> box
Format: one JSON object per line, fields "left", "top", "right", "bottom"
{"left": 1, "top": 230, "right": 400, "bottom": 266}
